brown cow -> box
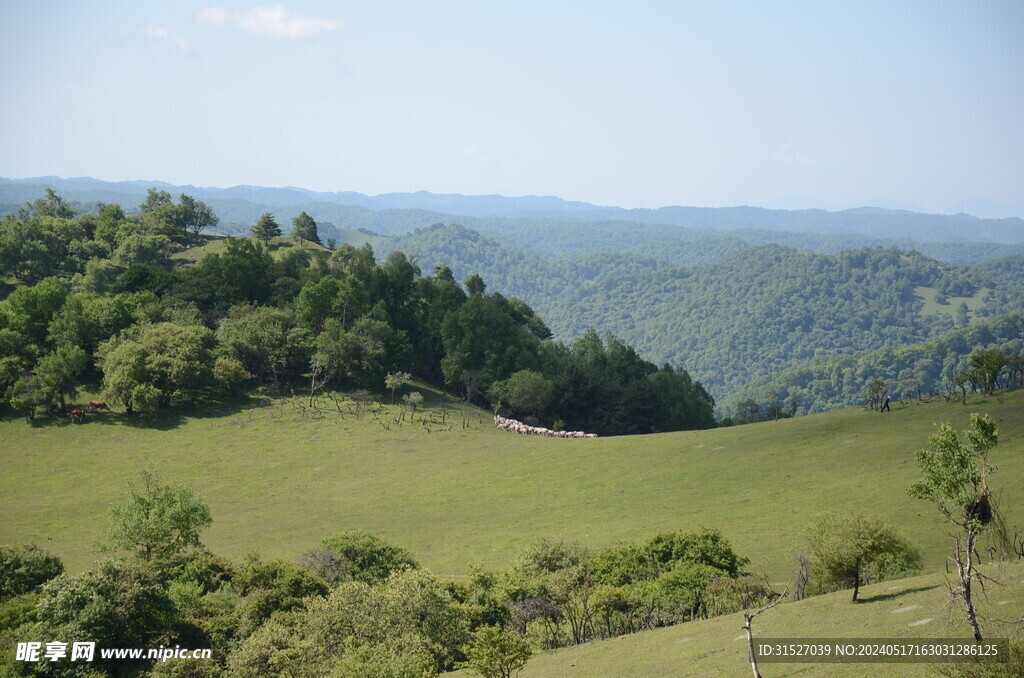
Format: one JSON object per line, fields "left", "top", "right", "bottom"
{"left": 70, "top": 409, "right": 85, "bottom": 423}
{"left": 89, "top": 401, "right": 110, "bottom": 412}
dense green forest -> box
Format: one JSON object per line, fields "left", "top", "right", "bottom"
{"left": 725, "top": 312, "right": 1024, "bottom": 419}
{"left": 377, "top": 224, "right": 1024, "bottom": 413}
{"left": 0, "top": 189, "right": 715, "bottom": 435}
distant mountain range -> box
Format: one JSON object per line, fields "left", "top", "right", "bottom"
{"left": 2, "top": 176, "right": 1023, "bottom": 245}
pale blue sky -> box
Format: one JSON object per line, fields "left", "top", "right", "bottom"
{"left": 1, "top": 1, "right": 1021, "bottom": 214}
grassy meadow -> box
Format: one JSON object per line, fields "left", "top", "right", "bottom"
{"left": 1, "top": 386, "right": 1022, "bottom": 582}
{"left": 914, "top": 285, "right": 991, "bottom": 323}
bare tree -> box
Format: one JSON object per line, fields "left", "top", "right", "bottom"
{"left": 741, "top": 581, "right": 788, "bottom": 678}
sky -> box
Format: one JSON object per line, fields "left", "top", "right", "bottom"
{"left": 1, "top": 1, "right": 1022, "bottom": 215}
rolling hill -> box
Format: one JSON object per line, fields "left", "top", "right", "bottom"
{"left": 2, "top": 387, "right": 1021, "bottom": 585}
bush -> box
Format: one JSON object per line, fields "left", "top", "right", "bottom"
{"left": 0, "top": 544, "right": 63, "bottom": 600}
{"left": 301, "top": 532, "right": 419, "bottom": 586}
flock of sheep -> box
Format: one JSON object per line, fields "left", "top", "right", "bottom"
{"left": 493, "top": 414, "right": 597, "bottom": 438}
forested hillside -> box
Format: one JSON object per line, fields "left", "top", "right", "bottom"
{"left": 540, "top": 247, "right": 1024, "bottom": 406}
{"left": 726, "top": 312, "right": 1024, "bottom": 416}
{"left": 375, "top": 221, "right": 1024, "bottom": 412}
{"left": 0, "top": 189, "right": 715, "bottom": 435}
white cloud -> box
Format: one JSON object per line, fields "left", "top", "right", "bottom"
{"left": 145, "top": 25, "right": 190, "bottom": 53}
{"left": 773, "top": 143, "right": 817, "bottom": 168}
{"left": 198, "top": 5, "right": 341, "bottom": 39}
{"left": 196, "top": 7, "right": 228, "bottom": 26}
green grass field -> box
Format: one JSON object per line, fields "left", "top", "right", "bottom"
{"left": 449, "top": 560, "right": 1024, "bottom": 677}
{"left": 1, "top": 386, "right": 1022, "bottom": 584}
{"left": 915, "top": 285, "right": 991, "bottom": 324}
{"left": 169, "top": 234, "right": 333, "bottom": 267}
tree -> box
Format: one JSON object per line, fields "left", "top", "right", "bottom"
{"left": 99, "top": 322, "right": 217, "bottom": 412}
{"left": 465, "top": 274, "right": 486, "bottom": 297}
{"left": 216, "top": 305, "right": 302, "bottom": 383}
{"left": 213, "top": 356, "right": 249, "bottom": 395}
{"left": 291, "top": 211, "right": 320, "bottom": 244}
{"left": 385, "top": 371, "right": 411, "bottom": 403}
{"left": 968, "top": 348, "right": 1006, "bottom": 394}
{"left": 804, "top": 512, "right": 922, "bottom": 602}
{"left": 140, "top": 188, "right": 173, "bottom": 214}
{"left": 33, "top": 344, "right": 88, "bottom": 410}
{"left": 300, "top": 532, "right": 419, "bottom": 586}
{"left": 105, "top": 470, "right": 213, "bottom": 565}
{"left": 865, "top": 377, "right": 888, "bottom": 411}
{"left": 6, "top": 374, "right": 46, "bottom": 422}
{"left": 34, "top": 559, "right": 177, "bottom": 675}
{"left": 490, "top": 370, "right": 554, "bottom": 419}
{"left": 251, "top": 212, "right": 282, "bottom": 246}
{"left": 402, "top": 391, "right": 423, "bottom": 411}
{"left": 179, "top": 194, "right": 220, "bottom": 238}
{"left": 460, "top": 625, "right": 532, "bottom": 678}
{"left": 909, "top": 413, "right": 999, "bottom": 642}
{"left": 21, "top": 187, "right": 76, "bottom": 219}
{"left": 0, "top": 544, "right": 63, "bottom": 600}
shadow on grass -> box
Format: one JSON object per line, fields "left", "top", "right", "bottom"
{"left": 1, "top": 392, "right": 268, "bottom": 432}
{"left": 858, "top": 584, "right": 941, "bottom": 603}
{"left": 2, "top": 383, "right": 477, "bottom": 433}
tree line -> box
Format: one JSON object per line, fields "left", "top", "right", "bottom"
{"left": 0, "top": 189, "right": 715, "bottom": 435}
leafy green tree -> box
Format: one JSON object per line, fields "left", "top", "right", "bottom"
{"left": 98, "top": 322, "right": 217, "bottom": 412}
{"left": 909, "top": 413, "right": 999, "bottom": 641}
{"left": 251, "top": 212, "right": 282, "bottom": 246}
{"left": 21, "top": 187, "right": 77, "bottom": 219}
{"left": 329, "top": 638, "right": 436, "bottom": 678}
{"left": 490, "top": 370, "right": 553, "bottom": 419}
{"left": 465, "top": 274, "right": 486, "bottom": 297}
{"left": 140, "top": 188, "right": 174, "bottom": 214}
{"left": 33, "top": 344, "right": 88, "bottom": 410}
{"left": 230, "top": 557, "right": 329, "bottom": 636}
{"left": 804, "top": 512, "right": 921, "bottom": 602}
{"left": 217, "top": 304, "right": 305, "bottom": 383}
{"left": 460, "top": 625, "right": 532, "bottom": 678}
{"left": 112, "top": 233, "right": 172, "bottom": 267}
{"left": 385, "top": 371, "right": 412, "bottom": 403}
{"left": 178, "top": 194, "right": 220, "bottom": 238}
{"left": 1, "top": 277, "right": 69, "bottom": 350}
{"left": 224, "top": 619, "right": 317, "bottom": 678}
{"left": 295, "top": 276, "right": 341, "bottom": 332}
{"left": 402, "top": 391, "right": 424, "bottom": 411}
{"left": 441, "top": 294, "right": 540, "bottom": 402}
{"left": 46, "top": 292, "right": 135, "bottom": 358}
{"left": 105, "top": 470, "right": 212, "bottom": 565}
{"left": 213, "top": 356, "right": 249, "bottom": 395}
{"left": 968, "top": 348, "right": 1007, "bottom": 394}
{"left": 0, "top": 544, "right": 63, "bottom": 600}
{"left": 302, "top": 570, "right": 468, "bottom": 672}
{"left": 301, "top": 532, "right": 420, "bottom": 586}
{"left": 32, "top": 559, "right": 177, "bottom": 675}
{"left": 291, "top": 211, "right": 320, "bottom": 244}
{"left": 316, "top": 316, "right": 411, "bottom": 387}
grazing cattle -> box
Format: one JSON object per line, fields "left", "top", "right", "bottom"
{"left": 70, "top": 409, "right": 85, "bottom": 423}
{"left": 89, "top": 400, "right": 110, "bottom": 412}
